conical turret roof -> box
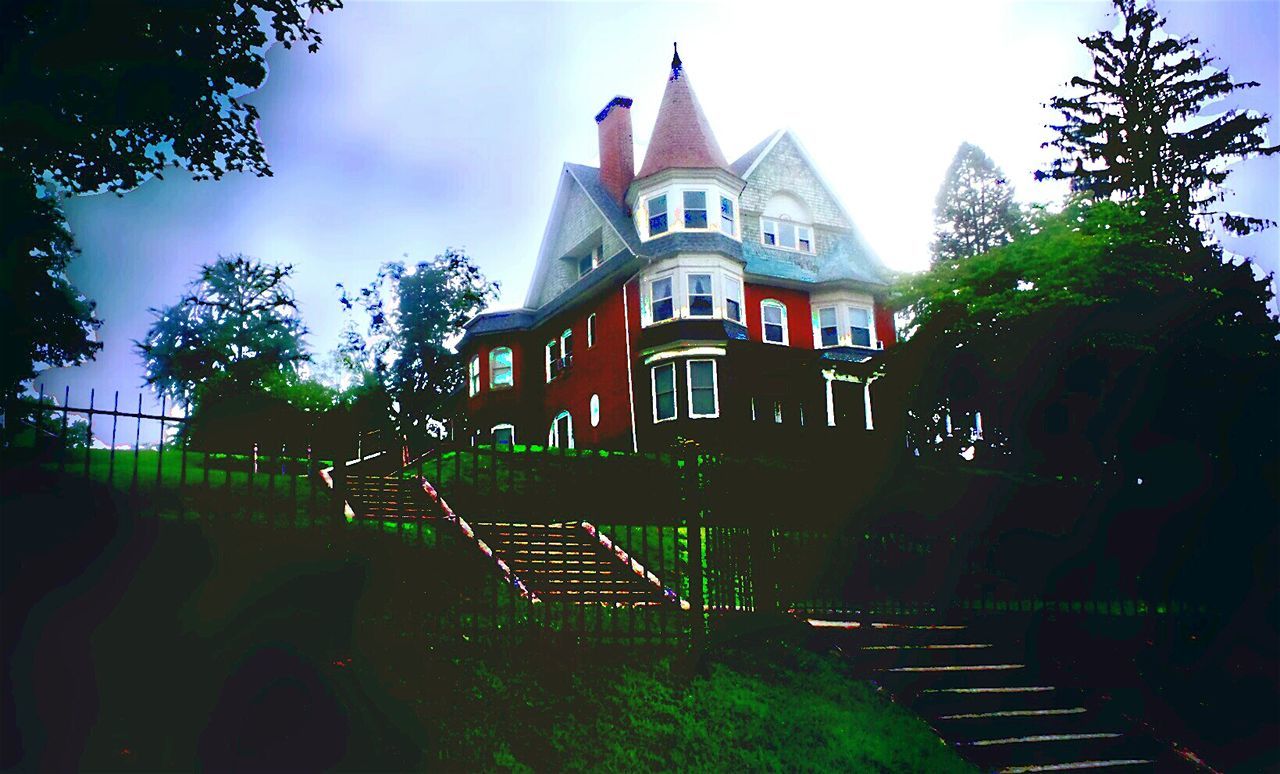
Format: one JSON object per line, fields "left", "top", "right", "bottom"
{"left": 636, "top": 45, "right": 730, "bottom": 178}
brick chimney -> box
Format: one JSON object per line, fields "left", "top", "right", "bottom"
{"left": 595, "top": 96, "right": 634, "bottom": 207}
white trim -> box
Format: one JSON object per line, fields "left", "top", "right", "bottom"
{"left": 587, "top": 313, "right": 597, "bottom": 348}
{"left": 651, "top": 362, "right": 677, "bottom": 423}
{"left": 622, "top": 282, "right": 638, "bottom": 453}
{"left": 863, "top": 381, "right": 875, "bottom": 431}
{"left": 544, "top": 339, "right": 555, "bottom": 383}
{"left": 686, "top": 359, "right": 720, "bottom": 419}
{"left": 760, "top": 216, "right": 815, "bottom": 255}
{"left": 635, "top": 181, "right": 743, "bottom": 243}
{"left": 642, "top": 345, "right": 727, "bottom": 366}
{"left": 825, "top": 374, "right": 836, "bottom": 426}
{"left": 548, "top": 410, "right": 574, "bottom": 449}
{"left": 639, "top": 254, "right": 746, "bottom": 328}
{"left": 491, "top": 423, "right": 515, "bottom": 446}
{"left": 811, "top": 291, "right": 878, "bottom": 350}
{"left": 760, "top": 298, "right": 789, "bottom": 345}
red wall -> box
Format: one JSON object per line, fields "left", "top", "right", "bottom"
{"left": 875, "top": 305, "right": 897, "bottom": 348}
{"left": 743, "top": 283, "right": 814, "bottom": 348}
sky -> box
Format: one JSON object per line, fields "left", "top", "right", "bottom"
{"left": 42, "top": 0, "right": 1280, "bottom": 424}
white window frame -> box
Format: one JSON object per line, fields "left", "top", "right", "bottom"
{"left": 816, "top": 306, "right": 840, "bottom": 348}
{"left": 468, "top": 355, "right": 480, "bottom": 396}
{"left": 761, "top": 217, "right": 815, "bottom": 254}
{"left": 761, "top": 299, "right": 788, "bottom": 345}
{"left": 646, "top": 193, "right": 669, "bottom": 237}
{"left": 650, "top": 274, "right": 675, "bottom": 324}
{"left": 651, "top": 362, "right": 677, "bottom": 423}
{"left": 686, "top": 359, "right": 720, "bottom": 419}
{"left": 489, "top": 346, "right": 513, "bottom": 388}
{"left": 548, "top": 410, "right": 574, "bottom": 449}
{"left": 491, "top": 423, "right": 515, "bottom": 446}
{"left": 560, "top": 328, "right": 573, "bottom": 368}
{"left": 683, "top": 190, "right": 709, "bottom": 230}
{"left": 724, "top": 275, "right": 744, "bottom": 325}
{"left": 847, "top": 304, "right": 875, "bottom": 349}
{"left": 544, "top": 339, "right": 557, "bottom": 382}
{"left": 811, "top": 298, "right": 879, "bottom": 350}
{"left": 687, "top": 272, "right": 714, "bottom": 318}
{"left": 587, "top": 313, "right": 597, "bottom": 347}
{"left": 720, "top": 195, "right": 736, "bottom": 237}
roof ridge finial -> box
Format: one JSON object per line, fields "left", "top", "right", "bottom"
{"left": 671, "top": 42, "right": 682, "bottom": 78}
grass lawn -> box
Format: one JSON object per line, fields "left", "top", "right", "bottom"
{"left": 2, "top": 470, "right": 973, "bottom": 772}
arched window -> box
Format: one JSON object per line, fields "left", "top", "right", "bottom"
{"left": 761, "top": 299, "right": 788, "bottom": 345}
{"left": 489, "top": 347, "right": 513, "bottom": 388}
{"left": 548, "top": 411, "right": 574, "bottom": 449}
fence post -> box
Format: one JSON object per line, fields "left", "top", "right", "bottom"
{"left": 686, "top": 445, "right": 705, "bottom": 646}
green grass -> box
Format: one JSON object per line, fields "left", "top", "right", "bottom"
{"left": 1, "top": 475, "right": 972, "bottom": 772}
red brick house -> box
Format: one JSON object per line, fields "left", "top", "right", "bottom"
{"left": 456, "top": 48, "right": 896, "bottom": 453}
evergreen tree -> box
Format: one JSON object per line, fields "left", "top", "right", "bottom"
{"left": 931, "top": 142, "right": 1022, "bottom": 266}
{"left": 1038, "top": 0, "right": 1277, "bottom": 237}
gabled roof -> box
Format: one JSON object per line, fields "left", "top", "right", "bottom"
{"left": 636, "top": 49, "right": 730, "bottom": 179}
{"left": 730, "top": 130, "right": 781, "bottom": 178}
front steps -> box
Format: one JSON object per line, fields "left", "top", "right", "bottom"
{"left": 809, "top": 616, "right": 1213, "bottom": 773}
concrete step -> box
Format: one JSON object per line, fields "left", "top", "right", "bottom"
{"left": 960, "top": 731, "right": 1161, "bottom": 773}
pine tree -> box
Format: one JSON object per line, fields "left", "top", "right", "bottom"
{"left": 931, "top": 142, "right": 1022, "bottom": 266}
{"left": 1038, "top": 0, "right": 1277, "bottom": 237}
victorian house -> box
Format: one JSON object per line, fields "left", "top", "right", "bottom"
{"left": 456, "top": 48, "right": 896, "bottom": 453}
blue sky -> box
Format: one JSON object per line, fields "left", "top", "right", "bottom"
{"left": 45, "top": 0, "right": 1279, "bottom": 418}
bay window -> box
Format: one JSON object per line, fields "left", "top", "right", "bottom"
{"left": 687, "top": 360, "right": 719, "bottom": 418}
{"left": 762, "top": 300, "right": 788, "bottom": 345}
{"left": 720, "top": 196, "right": 735, "bottom": 236}
{"left": 724, "top": 277, "right": 743, "bottom": 324}
{"left": 648, "top": 194, "right": 669, "bottom": 236}
{"left": 688, "top": 273, "right": 714, "bottom": 317}
{"left": 848, "top": 306, "right": 873, "bottom": 347}
{"left": 652, "top": 363, "right": 676, "bottom": 422}
{"left": 818, "top": 307, "right": 839, "bottom": 347}
{"left": 489, "top": 347, "right": 513, "bottom": 388}
{"left": 683, "top": 191, "right": 708, "bottom": 229}
{"left": 651, "top": 276, "right": 674, "bottom": 322}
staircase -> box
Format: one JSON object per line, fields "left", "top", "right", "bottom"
{"left": 809, "top": 616, "right": 1214, "bottom": 773}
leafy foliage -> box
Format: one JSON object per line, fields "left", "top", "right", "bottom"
{"left": 137, "top": 255, "right": 309, "bottom": 407}
{"left": 338, "top": 248, "right": 499, "bottom": 437}
{"left": 931, "top": 142, "right": 1023, "bottom": 265}
{"left": 889, "top": 196, "right": 1280, "bottom": 480}
{"left": 0, "top": 0, "right": 340, "bottom": 195}
{"left": 0, "top": 172, "right": 102, "bottom": 403}
{"left": 1037, "top": 0, "right": 1277, "bottom": 237}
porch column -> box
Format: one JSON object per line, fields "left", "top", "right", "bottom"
{"left": 824, "top": 374, "right": 836, "bottom": 427}
{"left": 863, "top": 380, "right": 874, "bottom": 431}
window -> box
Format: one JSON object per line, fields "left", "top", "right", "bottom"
{"left": 652, "top": 362, "right": 676, "bottom": 422}
{"left": 848, "top": 306, "right": 873, "bottom": 347}
{"left": 761, "top": 218, "right": 814, "bottom": 254}
{"left": 818, "top": 307, "right": 839, "bottom": 348}
{"left": 720, "top": 196, "right": 735, "bottom": 236}
{"left": 587, "top": 313, "right": 597, "bottom": 347}
{"left": 773, "top": 401, "right": 783, "bottom": 424}
{"left": 468, "top": 356, "right": 480, "bottom": 396}
{"left": 651, "top": 276, "right": 674, "bottom": 322}
{"left": 578, "top": 250, "right": 597, "bottom": 278}
{"left": 489, "top": 347, "right": 513, "bottom": 388}
{"left": 688, "top": 273, "right": 713, "bottom": 317}
{"left": 590, "top": 394, "right": 600, "bottom": 427}
{"left": 648, "top": 194, "right": 668, "bottom": 236}
{"left": 687, "top": 360, "right": 719, "bottom": 418}
{"left": 549, "top": 411, "right": 573, "bottom": 449}
{"left": 492, "top": 424, "right": 515, "bottom": 447}
{"left": 724, "top": 277, "right": 743, "bottom": 324}
{"left": 761, "top": 300, "right": 787, "bottom": 345}
{"left": 684, "top": 191, "right": 708, "bottom": 229}
{"left": 545, "top": 339, "right": 557, "bottom": 382}
{"left": 560, "top": 328, "right": 573, "bottom": 368}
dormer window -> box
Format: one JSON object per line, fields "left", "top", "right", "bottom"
{"left": 647, "top": 194, "right": 669, "bottom": 236}
{"left": 683, "top": 191, "right": 708, "bottom": 229}
{"left": 577, "top": 247, "right": 600, "bottom": 278}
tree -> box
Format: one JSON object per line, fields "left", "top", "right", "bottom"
{"left": 0, "top": 173, "right": 102, "bottom": 404}
{"left": 890, "top": 196, "right": 1280, "bottom": 481}
{"left": 1, "top": 0, "right": 340, "bottom": 196}
{"left": 338, "top": 249, "right": 499, "bottom": 439}
{"left": 0, "top": 0, "right": 338, "bottom": 405}
{"left": 1037, "top": 0, "right": 1277, "bottom": 237}
{"left": 931, "top": 142, "right": 1023, "bottom": 266}
{"left": 137, "top": 255, "right": 309, "bottom": 408}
